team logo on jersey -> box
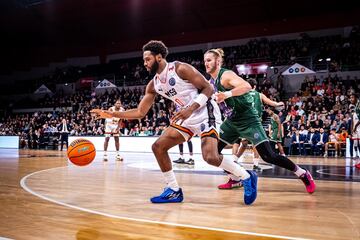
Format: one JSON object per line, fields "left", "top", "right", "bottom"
{"left": 254, "top": 132, "right": 259, "bottom": 139}
{"left": 200, "top": 123, "right": 206, "bottom": 131}
{"left": 169, "top": 77, "right": 176, "bottom": 86}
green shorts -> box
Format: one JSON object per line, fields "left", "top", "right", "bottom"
{"left": 219, "top": 118, "right": 268, "bottom": 146}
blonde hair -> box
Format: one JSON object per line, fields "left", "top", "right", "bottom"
{"left": 205, "top": 48, "right": 224, "bottom": 65}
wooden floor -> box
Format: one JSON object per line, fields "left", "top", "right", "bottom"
{"left": 0, "top": 149, "right": 359, "bottom": 240}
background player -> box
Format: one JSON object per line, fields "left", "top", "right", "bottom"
{"left": 173, "top": 140, "right": 194, "bottom": 165}
{"left": 103, "top": 99, "right": 124, "bottom": 161}
{"left": 350, "top": 94, "right": 360, "bottom": 168}
{"left": 232, "top": 79, "right": 285, "bottom": 170}
{"left": 267, "top": 107, "right": 286, "bottom": 156}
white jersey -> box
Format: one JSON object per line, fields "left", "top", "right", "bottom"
{"left": 153, "top": 61, "right": 222, "bottom": 140}
{"left": 153, "top": 61, "right": 199, "bottom": 108}
{"left": 105, "top": 106, "right": 124, "bottom": 126}
{"left": 352, "top": 102, "right": 360, "bottom": 140}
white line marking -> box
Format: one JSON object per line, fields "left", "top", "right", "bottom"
{"left": 20, "top": 167, "right": 310, "bottom": 240}
{"left": 316, "top": 168, "right": 360, "bottom": 179}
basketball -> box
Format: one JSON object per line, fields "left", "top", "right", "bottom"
{"left": 67, "top": 139, "right": 96, "bottom": 166}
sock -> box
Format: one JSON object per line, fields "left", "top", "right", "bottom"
{"left": 294, "top": 165, "right": 306, "bottom": 177}
{"left": 281, "top": 153, "right": 286, "bottom": 157}
{"left": 228, "top": 174, "right": 241, "bottom": 181}
{"left": 179, "top": 154, "right": 184, "bottom": 159}
{"left": 232, "top": 154, "right": 239, "bottom": 162}
{"left": 104, "top": 151, "right": 107, "bottom": 156}
{"left": 116, "top": 151, "right": 120, "bottom": 155}
{"left": 219, "top": 156, "right": 250, "bottom": 180}
{"left": 253, "top": 157, "right": 259, "bottom": 167}
{"left": 163, "top": 170, "right": 179, "bottom": 191}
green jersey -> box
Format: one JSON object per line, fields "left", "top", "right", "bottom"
{"left": 213, "top": 68, "right": 259, "bottom": 122}
{"left": 270, "top": 117, "right": 279, "bottom": 133}
{"left": 211, "top": 68, "right": 269, "bottom": 146}
{"left": 249, "top": 90, "right": 263, "bottom": 119}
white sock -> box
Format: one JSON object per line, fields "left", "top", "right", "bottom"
{"left": 219, "top": 156, "right": 250, "bottom": 180}
{"left": 163, "top": 170, "right": 179, "bottom": 191}
{"left": 116, "top": 151, "right": 120, "bottom": 155}
{"left": 104, "top": 151, "right": 107, "bottom": 156}
{"left": 281, "top": 153, "right": 286, "bottom": 157}
{"left": 294, "top": 165, "right": 306, "bottom": 177}
{"left": 232, "top": 154, "right": 239, "bottom": 162}
{"left": 179, "top": 154, "right": 184, "bottom": 159}
{"left": 253, "top": 157, "right": 259, "bottom": 167}
{"left": 228, "top": 174, "right": 241, "bottom": 181}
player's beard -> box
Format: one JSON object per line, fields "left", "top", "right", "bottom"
{"left": 149, "top": 61, "right": 159, "bottom": 75}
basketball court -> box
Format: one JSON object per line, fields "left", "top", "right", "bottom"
{"left": 1, "top": 149, "right": 359, "bottom": 240}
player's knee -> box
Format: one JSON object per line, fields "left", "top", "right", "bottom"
{"left": 152, "top": 141, "right": 168, "bottom": 154}
{"left": 202, "top": 152, "right": 220, "bottom": 166}
{"left": 151, "top": 141, "right": 161, "bottom": 154}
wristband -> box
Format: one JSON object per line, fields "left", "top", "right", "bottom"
{"left": 224, "top": 91, "right": 233, "bottom": 99}
{"left": 194, "top": 93, "right": 208, "bottom": 108}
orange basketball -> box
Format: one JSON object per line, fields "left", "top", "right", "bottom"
{"left": 67, "top": 139, "right": 96, "bottom": 166}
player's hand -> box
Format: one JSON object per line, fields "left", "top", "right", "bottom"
{"left": 90, "top": 109, "right": 113, "bottom": 119}
{"left": 214, "top": 92, "right": 226, "bottom": 103}
{"left": 275, "top": 102, "right": 285, "bottom": 111}
{"left": 171, "top": 108, "right": 193, "bottom": 125}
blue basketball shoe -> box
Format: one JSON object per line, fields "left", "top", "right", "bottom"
{"left": 150, "top": 187, "right": 184, "bottom": 203}
{"left": 242, "top": 170, "right": 258, "bottom": 205}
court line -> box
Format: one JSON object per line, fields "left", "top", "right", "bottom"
{"left": 316, "top": 168, "right": 360, "bottom": 179}
{"left": 20, "top": 166, "right": 309, "bottom": 240}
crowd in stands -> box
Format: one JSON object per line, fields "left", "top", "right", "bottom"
{"left": 277, "top": 75, "right": 359, "bottom": 157}
{"left": 314, "top": 26, "right": 360, "bottom": 72}
{"left": 1, "top": 72, "right": 358, "bottom": 158}
{"left": 3, "top": 27, "right": 360, "bottom": 96}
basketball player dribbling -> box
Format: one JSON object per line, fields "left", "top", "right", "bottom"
{"left": 103, "top": 99, "right": 124, "bottom": 161}
{"left": 204, "top": 48, "right": 316, "bottom": 194}
{"left": 92, "top": 40, "right": 258, "bottom": 205}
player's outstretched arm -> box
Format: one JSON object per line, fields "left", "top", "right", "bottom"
{"left": 261, "top": 93, "right": 284, "bottom": 108}
{"left": 91, "top": 81, "right": 156, "bottom": 119}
